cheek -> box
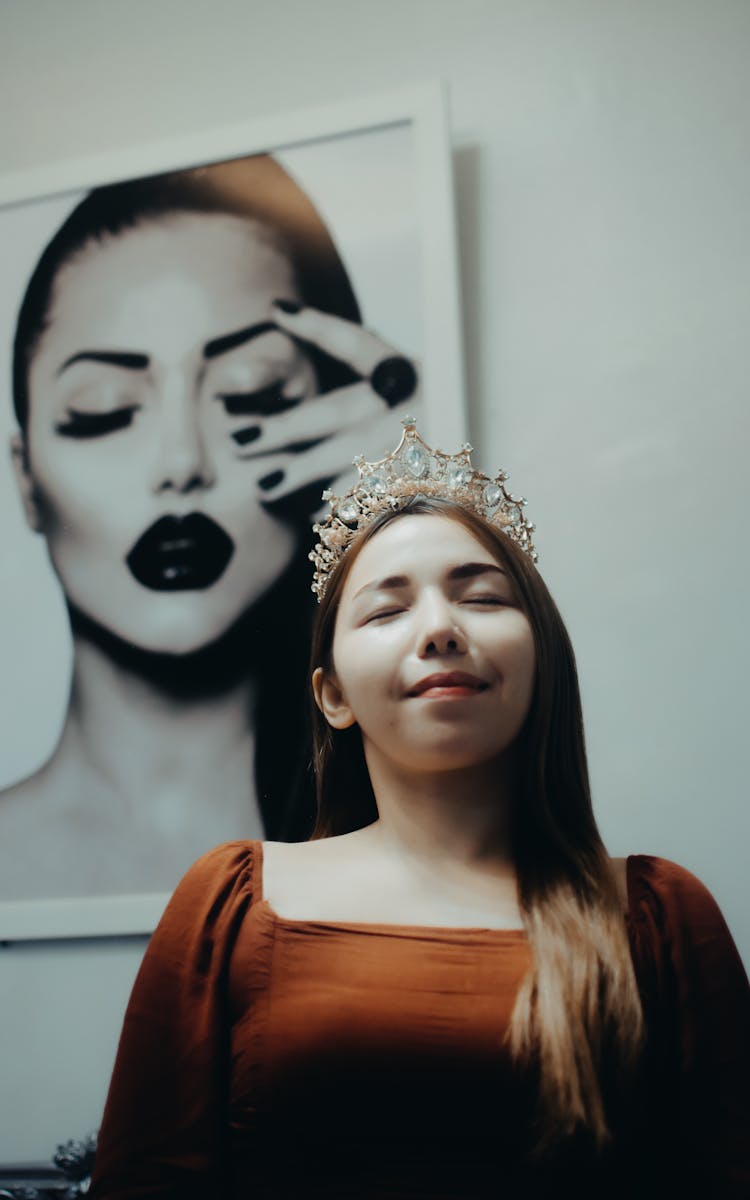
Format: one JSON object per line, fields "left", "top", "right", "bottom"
{"left": 29, "top": 453, "right": 102, "bottom": 538}
{"left": 499, "top": 624, "right": 537, "bottom": 706}
{"left": 515, "top": 638, "right": 537, "bottom": 715}
{"left": 31, "top": 456, "right": 136, "bottom": 556}
{"left": 331, "top": 635, "right": 389, "bottom": 722}
{"left": 26, "top": 404, "right": 136, "bottom": 518}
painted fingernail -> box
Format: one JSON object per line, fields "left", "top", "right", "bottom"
{"left": 259, "top": 469, "right": 285, "bottom": 491}
{"left": 272, "top": 299, "right": 301, "bottom": 314}
{"left": 232, "top": 424, "right": 261, "bottom": 447}
{"left": 370, "top": 356, "right": 418, "bottom": 407}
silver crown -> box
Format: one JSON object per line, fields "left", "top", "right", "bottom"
{"left": 309, "top": 416, "right": 537, "bottom": 600}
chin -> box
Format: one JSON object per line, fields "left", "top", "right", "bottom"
{"left": 121, "top": 609, "right": 253, "bottom": 656}
{"left": 68, "top": 595, "right": 257, "bottom": 660}
{"left": 397, "top": 747, "right": 504, "bottom": 774}
{"left": 411, "top": 724, "right": 522, "bottom": 769}
{"left": 125, "top": 629, "right": 227, "bottom": 657}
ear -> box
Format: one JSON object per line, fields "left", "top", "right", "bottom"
{"left": 9, "top": 432, "right": 43, "bottom": 533}
{"left": 312, "top": 666, "right": 357, "bottom": 730}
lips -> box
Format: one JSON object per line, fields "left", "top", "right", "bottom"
{"left": 406, "top": 671, "right": 489, "bottom": 698}
{"left": 126, "top": 514, "right": 235, "bottom": 592}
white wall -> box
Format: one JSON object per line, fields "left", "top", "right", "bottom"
{"left": 1, "top": 0, "right": 749, "bottom": 1163}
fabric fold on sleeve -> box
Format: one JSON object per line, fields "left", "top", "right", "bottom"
{"left": 627, "top": 854, "right": 750, "bottom": 1197}
{"left": 89, "top": 840, "right": 257, "bottom": 1200}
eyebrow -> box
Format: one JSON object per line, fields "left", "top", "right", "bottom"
{"left": 203, "top": 320, "right": 280, "bottom": 360}
{"left": 352, "top": 562, "right": 507, "bottom": 601}
{"left": 57, "top": 349, "right": 149, "bottom": 375}
{"left": 57, "top": 320, "right": 283, "bottom": 376}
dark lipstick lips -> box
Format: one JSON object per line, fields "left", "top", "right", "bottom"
{"left": 126, "top": 514, "right": 235, "bottom": 592}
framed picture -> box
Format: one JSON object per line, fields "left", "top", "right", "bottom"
{"left": 0, "top": 82, "right": 466, "bottom": 940}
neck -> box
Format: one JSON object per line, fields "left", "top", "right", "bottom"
{"left": 53, "top": 608, "right": 259, "bottom": 813}
{"left": 362, "top": 746, "right": 517, "bottom": 870}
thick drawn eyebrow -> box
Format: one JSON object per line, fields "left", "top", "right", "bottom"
{"left": 202, "top": 320, "right": 281, "bottom": 360}
{"left": 352, "top": 562, "right": 507, "bottom": 602}
{"left": 57, "top": 320, "right": 284, "bottom": 376}
{"left": 57, "top": 350, "right": 149, "bottom": 375}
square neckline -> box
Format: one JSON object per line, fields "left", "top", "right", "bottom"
{"left": 254, "top": 841, "right": 637, "bottom": 938}
{"left": 254, "top": 844, "right": 638, "bottom": 936}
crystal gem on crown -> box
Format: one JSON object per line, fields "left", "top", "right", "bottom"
{"left": 309, "top": 416, "right": 537, "bottom": 600}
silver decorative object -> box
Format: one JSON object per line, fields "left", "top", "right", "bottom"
{"left": 309, "top": 417, "right": 537, "bottom": 600}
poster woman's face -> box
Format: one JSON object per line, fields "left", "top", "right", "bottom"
{"left": 15, "top": 212, "right": 318, "bottom": 654}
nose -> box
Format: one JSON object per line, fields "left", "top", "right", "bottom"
{"left": 416, "top": 592, "right": 468, "bottom": 659}
{"left": 148, "top": 402, "right": 216, "bottom": 496}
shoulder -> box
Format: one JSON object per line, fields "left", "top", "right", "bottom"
{"left": 625, "top": 854, "right": 747, "bottom": 983}
{"left": 626, "top": 853, "right": 725, "bottom": 923}
{"left": 261, "top": 836, "right": 334, "bottom": 872}
{"left": 261, "top": 835, "right": 344, "bottom": 907}
{"left": 155, "top": 840, "right": 261, "bottom": 938}
{"left": 127, "top": 841, "right": 263, "bottom": 995}
{"left": 0, "top": 767, "right": 78, "bottom": 900}
{"left": 262, "top": 832, "right": 369, "bottom": 875}
{"left": 261, "top": 831, "right": 392, "bottom": 919}
{"left": 172, "top": 838, "right": 260, "bottom": 895}
{"left": 0, "top": 774, "right": 47, "bottom": 853}
{"left": 0, "top": 762, "right": 57, "bottom": 812}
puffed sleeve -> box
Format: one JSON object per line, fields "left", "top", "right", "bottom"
{"left": 627, "top": 855, "right": 750, "bottom": 1195}
{"left": 88, "top": 841, "right": 257, "bottom": 1200}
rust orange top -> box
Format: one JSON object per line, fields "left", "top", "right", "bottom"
{"left": 90, "top": 841, "right": 750, "bottom": 1199}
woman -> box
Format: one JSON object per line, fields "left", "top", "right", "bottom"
{"left": 89, "top": 421, "right": 750, "bottom": 1197}
{"left": 1, "top": 156, "right": 420, "bottom": 898}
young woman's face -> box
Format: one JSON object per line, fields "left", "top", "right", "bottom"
{"left": 323, "top": 514, "right": 537, "bottom": 775}
{"left": 18, "top": 213, "right": 318, "bottom": 654}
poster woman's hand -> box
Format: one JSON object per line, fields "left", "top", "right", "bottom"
{"left": 253, "top": 301, "right": 420, "bottom": 508}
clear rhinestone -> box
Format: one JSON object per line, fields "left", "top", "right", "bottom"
{"left": 337, "top": 498, "right": 360, "bottom": 524}
{"left": 403, "top": 444, "right": 430, "bottom": 478}
{"left": 507, "top": 505, "right": 523, "bottom": 527}
{"left": 483, "top": 482, "right": 503, "bottom": 509}
{"left": 447, "top": 462, "right": 470, "bottom": 489}
{"left": 367, "top": 472, "right": 388, "bottom": 494}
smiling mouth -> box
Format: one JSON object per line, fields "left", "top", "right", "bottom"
{"left": 126, "top": 513, "right": 235, "bottom": 592}
{"left": 414, "top": 685, "right": 486, "bottom": 699}
{"left": 406, "top": 673, "right": 489, "bottom": 698}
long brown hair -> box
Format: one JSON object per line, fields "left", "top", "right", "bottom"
{"left": 309, "top": 495, "right": 645, "bottom": 1153}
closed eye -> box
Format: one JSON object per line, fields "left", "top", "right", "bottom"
{"left": 363, "top": 607, "right": 406, "bottom": 624}
{"left": 461, "top": 595, "right": 509, "bottom": 606}
{"left": 218, "top": 380, "right": 303, "bottom": 418}
{"left": 55, "top": 407, "right": 138, "bottom": 438}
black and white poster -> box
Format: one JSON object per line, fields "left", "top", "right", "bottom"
{"left": 0, "top": 87, "right": 465, "bottom": 936}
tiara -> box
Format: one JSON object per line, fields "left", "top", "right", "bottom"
{"left": 309, "top": 416, "right": 537, "bottom": 600}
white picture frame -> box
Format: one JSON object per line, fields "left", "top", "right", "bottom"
{"left": 0, "top": 82, "right": 466, "bottom": 941}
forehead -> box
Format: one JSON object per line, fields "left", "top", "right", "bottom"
{"left": 58, "top": 211, "right": 291, "bottom": 293}
{"left": 341, "top": 514, "right": 502, "bottom": 599}
{"left": 38, "top": 212, "right": 296, "bottom": 358}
